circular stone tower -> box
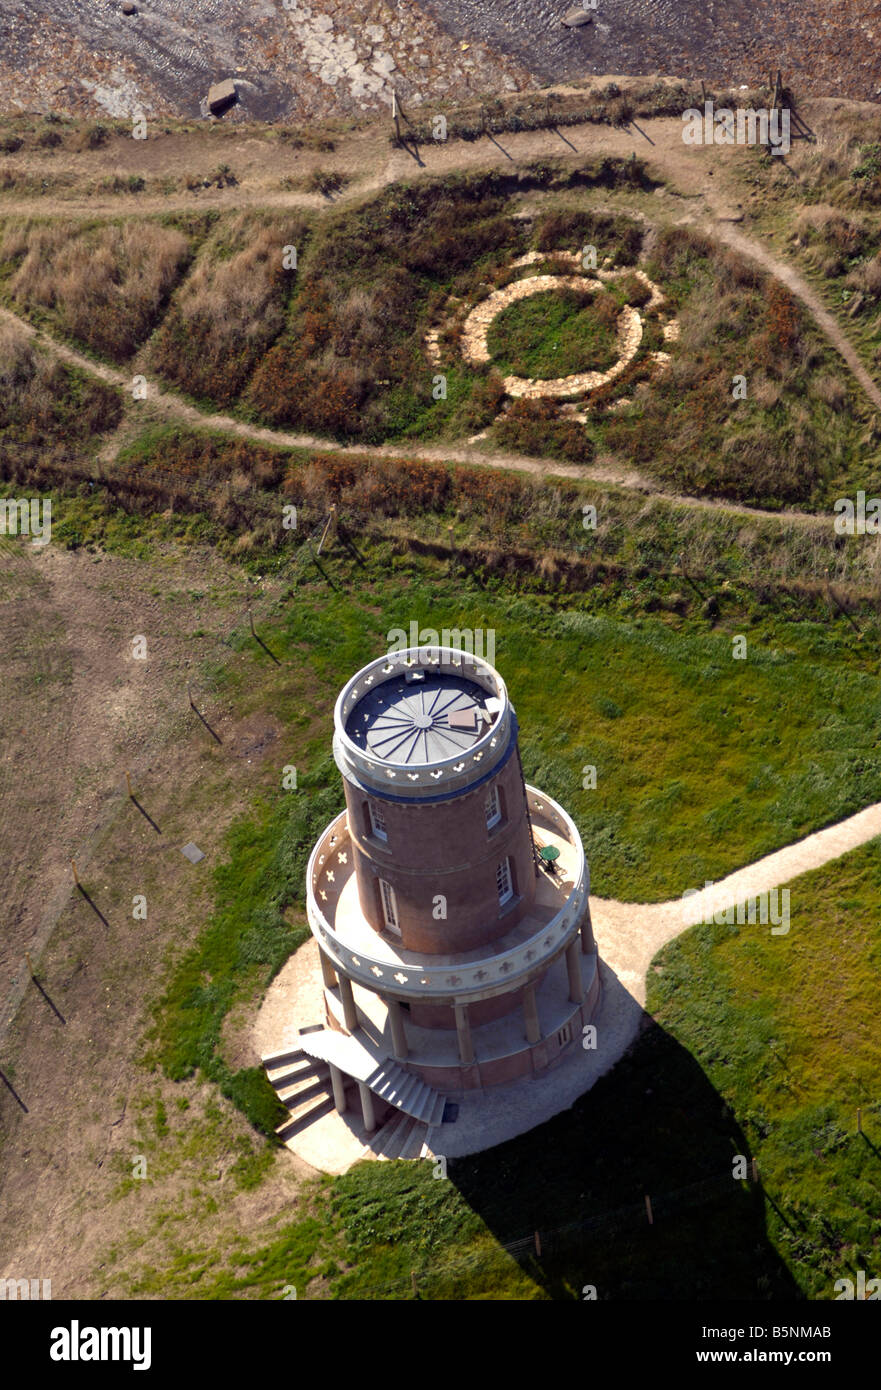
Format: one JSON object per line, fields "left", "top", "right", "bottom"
{"left": 306, "top": 646, "right": 600, "bottom": 1090}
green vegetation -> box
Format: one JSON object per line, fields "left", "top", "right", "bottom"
{"left": 852, "top": 143, "right": 881, "bottom": 181}
{"left": 584, "top": 225, "right": 867, "bottom": 508}
{"left": 487, "top": 287, "right": 620, "bottom": 377}
{"left": 151, "top": 768, "right": 343, "bottom": 1136}
{"left": 2, "top": 164, "right": 868, "bottom": 504}
{"left": 651, "top": 840, "right": 881, "bottom": 1298}
{"left": 148, "top": 541, "right": 881, "bottom": 1171}
{"left": 55, "top": 419, "right": 881, "bottom": 618}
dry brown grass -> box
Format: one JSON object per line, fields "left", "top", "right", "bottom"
{"left": 847, "top": 252, "right": 881, "bottom": 300}
{"left": 0, "top": 320, "right": 53, "bottom": 421}
{"left": 0, "top": 317, "right": 122, "bottom": 452}
{"left": 809, "top": 373, "right": 849, "bottom": 409}
{"left": 794, "top": 133, "right": 856, "bottom": 189}
{"left": 146, "top": 212, "right": 307, "bottom": 406}
{"left": 2, "top": 219, "right": 191, "bottom": 361}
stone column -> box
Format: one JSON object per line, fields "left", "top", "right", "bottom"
{"left": 454, "top": 1002, "right": 475, "bottom": 1065}
{"left": 319, "top": 947, "right": 338, "bottom": 989}
{"left": 386, "top": 996, "right": 409, "bottom": 1059}
{"left": 358, "top": 1081, "right": 376, "bottom": 1133}
{"left": 338, "top": 973, "right": 359, "bottom": 1032}
{"left": 581, "top": 903, "right": 595, "bottom": 954}
{"left": 566, "top": 939, "right": 583, "bottom": 1003}
{"left": 329, "top": 1062, "right": 347, "bottom": 1114}
{"left": 522, "top": 983, "right": 541, "bottom": 1044}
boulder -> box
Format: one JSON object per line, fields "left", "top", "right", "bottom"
{"left": 560, "top": 7, "right": 593, "bottom": 27}
{"left": 207, "top": 79, "right": 237, "bottom": 115}
{"left": 122, "top": 2, "right": 137, "bottom": 12}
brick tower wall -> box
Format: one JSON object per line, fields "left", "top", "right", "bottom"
{"left": 343, "top": 749, "right": 538, "bottom": 955}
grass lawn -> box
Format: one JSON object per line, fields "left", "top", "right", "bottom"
{"left": 486, "top": 286, "right": 620, "bottom": 378}
{"left": 647, "top": 838, "right": 881, "bottom": 1299}
{"left": 149, "top": 540, "right": 881, "bottom": 1162}
{"left": 219, "top": 555, "right": 881, "bottom": 908}
{"left": 24, "top": 505, "right": 865, "bottom": 1300}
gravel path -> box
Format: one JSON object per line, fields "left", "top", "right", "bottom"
{"left": 440, "top": 798, "right": 881, "bottom": 1159}
{"left": 265, "top": 796, "right": 881, "bottom": 1167}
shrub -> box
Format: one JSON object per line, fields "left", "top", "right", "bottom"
{"left": 852, "top": 143, "right": 881, "bottom": 180}
{"left": 532, "top": 209, "right": 643, "bottom": 265}
{"left": 307, "top": 167, "right": 348, "bottom": 197}
{"left": 69, "top": 123, "right": 111, "bottom": 151}
{"left": 209, "top": 163, "right": 237, "bottom": 188}
{"left": 846, "top": 253, "right": 881, "bottom": 301}
{"left": 493, "top": 398, "right": 595, "bottom": 464}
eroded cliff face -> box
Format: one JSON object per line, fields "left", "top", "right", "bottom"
{"left": 0, "top": 0, "right": 529, "bottom": 122}
{"left": 2, "top": 0, "right": 881, "bottom": 126}
{"left": 421, "top": 0, "right": 881, "bottom": 103}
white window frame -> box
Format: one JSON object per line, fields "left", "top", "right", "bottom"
{"left": 485, "top": 784, "right": 501, "bottom": 831}
{"left": 496, "top": 856, "right": 513, "bottom": 907}
{"left": 380, "top": 879, "right": 400, "bottom": 935}
{"left": 369, "top": 799, "right": 387, "bottom": 842}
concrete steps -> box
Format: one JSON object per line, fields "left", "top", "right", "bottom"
{"left": 264, "top": 1033, "right": 447, "bottom": 1149}
{"left": 364, "top": 1060, "right": 446, "bottom": 1126}
{"left": 363, "top": 1112, "right": 431, "bottom": 1161}
{"left": 266, "top": 1055, "right": 330, "bottom": 1093}
{"left": 275, "top": 1093, "right": 336, "bottom": 1142}
{"left": 297, "top": 1029, "right": 447, "bottom": 1126}
{"left": 277, "top": 1072, "right": 331, "bottom": 1110}
{"left": 263, "top": 1045, "right": 337, "bottom": 1142}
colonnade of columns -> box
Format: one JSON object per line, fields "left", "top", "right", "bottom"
{"left": 318, "top": 904, "right": 594, "bottom": 1079}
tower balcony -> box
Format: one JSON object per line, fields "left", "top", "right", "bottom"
{"left": 306, "top": 785, "right": 590, "bottom": 1004}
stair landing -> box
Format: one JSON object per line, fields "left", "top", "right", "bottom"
{"left": 262, "top": 1029, "right": 447, "bottom": 1167}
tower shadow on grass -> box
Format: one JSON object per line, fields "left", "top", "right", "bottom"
{"left": 448, "top": 1021, "right": 802, "bottom": 1300}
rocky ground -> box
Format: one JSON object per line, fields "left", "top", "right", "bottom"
{"left": 424, "top": 0, "right": 881, "bottom": 103}
{"left": 2, "top": 0, "right": 881, "bottom": 124}
{"left": 0, "top": 0, "right": 530, "bottom": 123}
